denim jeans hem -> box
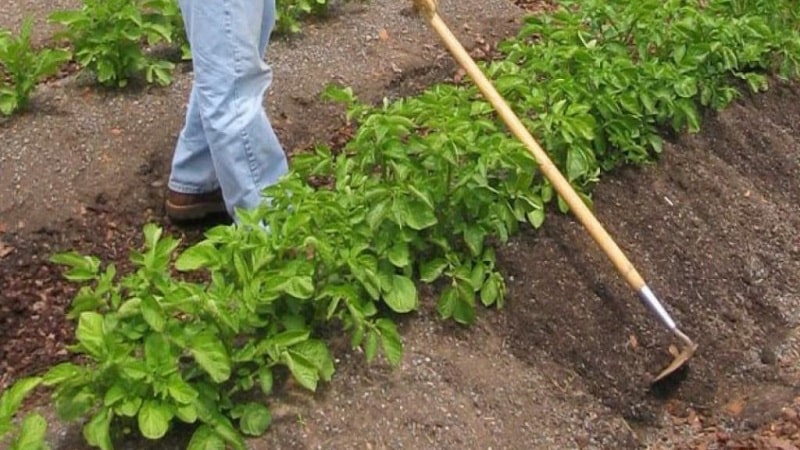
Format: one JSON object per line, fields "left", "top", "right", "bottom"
{"left": 167, "top": 180, "right": 220, "bottom": 195}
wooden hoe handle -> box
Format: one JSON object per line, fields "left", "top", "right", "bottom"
{"left": 413, "top": 0, "right": 647, "bottom": 291}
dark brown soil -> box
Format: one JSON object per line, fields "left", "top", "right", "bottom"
{"left": 496, "top": 80, "right": 800, "bottom": 446}
{"left": 2, "top": 1, "right": 800, "bottom": 449}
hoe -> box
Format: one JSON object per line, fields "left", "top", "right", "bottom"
{"left": 411, "top": 0, "right": 698, "bottom": 382}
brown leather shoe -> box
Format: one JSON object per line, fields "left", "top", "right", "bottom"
{"left": 165, "top": 189, "right": 227, "bottom": 221}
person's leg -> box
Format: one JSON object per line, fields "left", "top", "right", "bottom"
{"left": 166, "top": 1, "right": 226, "bottom": 221}
{"left": 168, "top": 87, "right": 219, "bottom": 194}
{"left": 176, "top": 0, "right": 288, "bottom": 219}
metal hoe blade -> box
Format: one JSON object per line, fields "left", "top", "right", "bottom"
{"left": 653, "top": 329, "right": 698, "bottom": 382}
{"left": 639, "top": 287, "right": 698, "bottom": 382}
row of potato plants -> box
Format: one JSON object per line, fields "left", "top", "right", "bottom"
{"left": 1, "top": 0, "right": 799, "bottom": 448}
{"left": 0, "top": 0, "right": 339, "bottom": 116}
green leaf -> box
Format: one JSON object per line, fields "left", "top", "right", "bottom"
{"left": 366, "top": 198, "right": 391, "bottom": 230}
{"left": 281, "top": 276, "right": 315, "bottom": 299}
{"left": 167, "top": 374, "right": 199, "bottom": 404}
{"left": 47, "top": 10, "right": 87, "bottom": 26}
{"left": 437, "top": 286, "right": 458, "bottom": 320}
{"left": 420, "top": 258, "right": 448, "bottom": 283}
{"left": 383, "top": 275, "right": 418, "bottom": 313}
{"left": 239, "top": 403, "right": 272, "bottom": 436}
{"left": 283, "top": 339, "right": 335, "bottom": 392}
{"left": 1, "top": 377, "right": 42, "bottom": 421}
{"left": 387, "top": 242, "right": 410, "bottom": 268}
{"left": 676, "top": 99, "right": 701, "bottom": 133}
{"left": 10, "top": 413, "right": 47, "bottom": 450}
{"left": 190, "top": 333, "right": 231, "bottom": 383}
{"left": 49, "top": 251, "right": 93, "bottom": 269}
{"left": 175, "top": 403, "right": 198, "bottom": 424}
{"left": 566, "top": 147, "right": 589, "bottom": 181}
{"left": 141, "top": 296, "right": 166, "bottom": 332}
{"left": 407, "top": 185, "right": 435, "bottom": 210}
{"left": 103, "top": 384, "right": 126, "bottom": 407}
{"left": 211, "top": 415, "right": 246, "bottom": 450}
{"left": 291, "top": 340, "right": 335, "bottom": 381}
{"left": 541, "top": 184, "right": 554, "bottom": 203}
{"left": 557, "top": 195, "right": 569, "bottom": 214}
{"left": 175, "top": 242, "right": 218, "bottom": 271}
{"left": 527, "top": 208, "right": 545, "bottom": 229}
{"left": 267, "top": 329, "right": 310, "bottom": 348}
{"left": 138, "top": 400, "right": 172, "bottom": 440}
{"left": 398, "top": 199, "right": 438, "bottom": 230}
{"left": 56, "top": 388, "right": 95, "bottom": 421}
{"left": 83, "top": 407, "right": 113, "bottom": 450}
{"left": 257, "top": 366, "right": 273, "bottom": 395}
{"left": 187, "top": 425, "right": 226, "bottom": 450}
{"left": 117, "top": 297, "right": 142, "bottom": 318}
{"left": 647, "top": 134, "right": 664, "bottom": 154}
{"left": 0, "top": 91, "right": 18, "bottom": 116}
{"left": 675, "top": 76, "right": 698, "bottom": 98}
{"left": 464, "top": 224, "right": 485, "bottom": 257}
{"left": 284, "top": 351, "right": 320, "bottom": 392}
{"left": 364, "top": 330, "right": 379, "bottom": 363}
{"left": 470, "top": 262, "right": 487, "bottom": 291}
{"left": 453, "top": 290, "right": 476, "bottom": 325}
{"left": 76, "top": 312, "right": 106, "bottom": 358}
{"left": 116, "top": 397, "right": 142, "bottom": 418}
{"left": 742, "top": 72, "right": 768, "bottom": 92}
{"left": 145, "top": 333, "right": 174, "bottom": 374}
{"left": 143, "top": 224, "right": 163, "bottom": 252}
{"left": 120, "top": 360, "right": 148, "bottom": 381}
{"left": 376, "top": 319, "right": 403, "bottom": 366}
{"left": 50, "top": 251, "right": 99, "bottom": 281}
{"left": 640, "top": 91, "right": 656, "bottom": 115}
{"left": 480, "top": 274, "right": 501, "bottom": 307}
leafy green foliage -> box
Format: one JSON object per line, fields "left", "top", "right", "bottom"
{"left": 0, "top": 377, "right": 48, "bottom": 450}
{"left": 276, "top": 0, "right": 334, "bottom": 35}
{"left": 0, "top": 18, "right": 71, "bottom": 115}
{"left": 140, "top": 0, "right": 190, "bottom": 60}
{"left": 48, "top": 0, "right": 176, "bottom": 87}
{"left": 28, "top": 223, "right": 336, "bottom": 449}
{"left": 3, "top": 0, "right": 799, "bottom": 448}
{"left": 496, "top": 0, "right": 800, "bottom": 171}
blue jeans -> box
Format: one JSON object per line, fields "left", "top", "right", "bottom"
{"left": 169, "top": 0, "right": 288, "bottom": 219}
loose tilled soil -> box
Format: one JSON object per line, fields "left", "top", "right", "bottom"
{"left": 2, "top": 1, "right": 800, "bottom": 449}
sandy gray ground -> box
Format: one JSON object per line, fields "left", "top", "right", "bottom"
{"left": 0, "top": 0, "right": 80, "bottom": 43}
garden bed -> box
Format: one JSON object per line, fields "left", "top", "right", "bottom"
{"left": 2, "top": 0, "right": 799, "bottom": 449}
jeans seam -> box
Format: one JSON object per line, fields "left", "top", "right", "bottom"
{"left": 226, "top": 0, "right": 261, "bottom": 196}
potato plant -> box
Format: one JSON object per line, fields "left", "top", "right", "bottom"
{"left": 496, "top": 0, "right": 800, "bottom": 171}
{"left": 48, "top": 0, "right": 176, "bottom": 88}
{"left": 0, "top": 18, "right": 71, "bottom": 116}
{"left": 1, "top": 0, "right": 799, "bottom": 448}
{"left": 277, "top": 0, "right": 333, "bottom": 34}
